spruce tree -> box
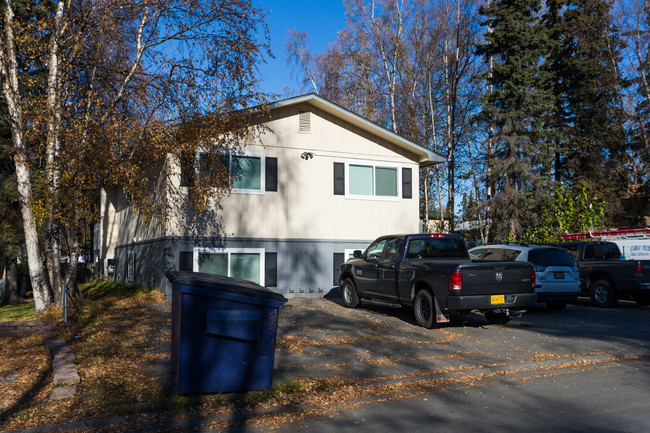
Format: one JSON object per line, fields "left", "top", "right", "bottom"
{"left": 475, "top": 0, "right": 555, "bottom": 240}
{"left": 550, "top": 0, "right": 627, "bottom": 221}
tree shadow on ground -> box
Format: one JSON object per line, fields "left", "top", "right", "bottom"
{"left": 0, "top": 368, "right": 51, "bottom": 425}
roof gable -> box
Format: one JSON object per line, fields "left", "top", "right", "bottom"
{"left": 266, "top": 94, "right": 445, "bottom": 168}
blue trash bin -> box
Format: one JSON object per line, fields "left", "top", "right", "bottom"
{"left": 169, "top": 271, "right": 287, "bottom": 394}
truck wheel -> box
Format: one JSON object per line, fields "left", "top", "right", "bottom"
{"left": 590, "top": 280, "right": 617, "bottom": 308}
{"left": 413, "top": 289, "right": 440, "bottom": 329}
{"left": 545, "top": 301, "right": 567, "bottom": 311}
{"left": 341, "top": 278, "right": 360, "bottom": 308}
{"left": 484, "top": 311, "right": 510, "bottom": 325}
{"left": 632, "top": 293, "right": 650, "bottom": 306}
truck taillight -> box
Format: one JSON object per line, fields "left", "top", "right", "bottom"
{"left": 449, "top": 270, "right": 462, "bottom": 291}
{"left": 635, "top": 263, "right": 643, "bottom": 277}
{"left": 531, "top": 267, "right": 536, "bottom": 289}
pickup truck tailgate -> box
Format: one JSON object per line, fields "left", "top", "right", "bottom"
{"left": 460, "top": 262, "right": 535, "bottom": 295}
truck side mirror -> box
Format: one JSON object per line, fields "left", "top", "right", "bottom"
{"left": 353, "top": 250, "right": 363, "bottom": 259}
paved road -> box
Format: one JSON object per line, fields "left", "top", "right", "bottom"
{"left": 255, "top": 297, "right": 650, "bottom": 432}
{"left": 268, "top": 361, "right": 650, "bottom": 432}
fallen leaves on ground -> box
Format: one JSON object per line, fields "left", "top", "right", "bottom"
{"left": 0, "top": 333, "right": 52, "bottom": 423}
{"left": 0, "top": 290, "right": 170, "bottom": 431}
{"left": 1, "top": 295, "right": 647, "bottom": 432}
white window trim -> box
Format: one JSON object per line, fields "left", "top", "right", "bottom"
{"left": 196, "top": 150, "right": 266, "bottom": 195}
{"left": 193, "top": 247, "right": 265, "bottom": 286}
{"left": 344, "top": 159, "right": 402, "bottom": 201}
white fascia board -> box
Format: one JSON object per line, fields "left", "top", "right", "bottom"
{"left": 267, "top": 94, "right": 446, "bottom": 168}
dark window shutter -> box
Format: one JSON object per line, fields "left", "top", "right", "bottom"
{"left": 265, "top": 157, "right": 278, "bottom": 192}
{"left": 179, "top": 251, "right": 193, "bottom": 272}
{"left": 402, "top": 167, "right": 412, "bottom": 199}
{"left": 179, "top": 152, "right": 194, "bottom": 187}
{"left": 333, "top": 253, "right": 344, "bottom": 286}
{"left": 265, "top": 252, "right": 277, "bottom": 287}
{"left": 334, "top": 162, "right": 345, "bottom": 195}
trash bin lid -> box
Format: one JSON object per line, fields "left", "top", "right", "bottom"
{"left": 168, "top": 271, "right": 287, "bottom": 303}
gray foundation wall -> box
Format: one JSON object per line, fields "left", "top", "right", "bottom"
{"left": 114, "top": 237, "right": 372, "bottom": 298}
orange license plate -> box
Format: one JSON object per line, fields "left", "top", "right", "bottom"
{"left": 490, "top": 294, "right": 505, "bottom": 304}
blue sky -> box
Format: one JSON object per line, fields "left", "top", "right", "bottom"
{"left": 257, "top": 1, "right": 347, "bottom": 98}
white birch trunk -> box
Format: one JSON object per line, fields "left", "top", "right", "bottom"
{"left": 45, "top": 1, "right": 66, "bottom": 304}
{"left": 1, "top": 0, "right": 52, "bottom": 311}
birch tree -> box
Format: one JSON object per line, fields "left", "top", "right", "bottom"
{"left": 1, "top": 0, "right": 52, "bottom": 311}
{"left": 0, "top": 0, "right": 270, "bottom": 311}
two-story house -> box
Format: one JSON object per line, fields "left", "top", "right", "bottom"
{"left": 95, "top": 94, "right": 445, "bottom": 297}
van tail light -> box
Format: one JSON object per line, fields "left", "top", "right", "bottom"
{"left": 449, "top": 270, "right": 463, "bottom": 292}
{"left": 531, "top": 267, "right": 536, "bottom": 289}
{"left": 635, "top": 263, "right": 643, "bottom": 277}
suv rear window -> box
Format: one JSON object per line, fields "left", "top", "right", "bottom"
{"left": 528, "top": 248, "right": 574, "bottom": 267}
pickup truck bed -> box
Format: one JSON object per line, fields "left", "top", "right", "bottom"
{"left": 339, "top": 233, "right": 537, "bottom": 328}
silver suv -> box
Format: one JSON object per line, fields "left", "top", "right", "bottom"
{"left": 468, "top": 244, "right": 580, "bottom": 310}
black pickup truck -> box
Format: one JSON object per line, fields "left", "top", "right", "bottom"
{"left": 553, "top": 241, "right": 650, "bottom": 307}
{"left": 338, "top": 233, "right": 537, "bottom": 328}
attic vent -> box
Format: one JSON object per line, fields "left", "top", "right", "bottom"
{"left": 299, "top": 110, "right": 311, "bottom": 133}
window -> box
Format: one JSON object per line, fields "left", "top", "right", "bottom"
{"left": 503, "top": 248, "right": 523, "bottom": 261}
{"left": 366, "top": 239, "right": 388, "bottom": 259}
{"left": 348, "top": 162, "right": 399, "bottom": 198}
{"left": 480, "top": 248, "right": 504, "bottom": 261}
{"left": 405, "top": 237, "right": 467, "bottom": 259}
{"left": 584, "top": 243, "right": 621, "bottom": 260}
{"left": 384, "top": 238, "right": 403, "bottom": 260}
{"left": 563, "top": 246, "right": 579, "bottom": 262}
{"left": 198, "top": 151, "right": 265, "bottom": 194}
{"left": 528, "top": 249, "right": 574, "bottom": 268}
{"left": 468, "top": 248, "right": 483, "bottom": 260}
{"left": 194, "top": 248, "right": 265, "bottom": 285}
{"left": 334, "top": 162, "right": 411, "bottom": 199}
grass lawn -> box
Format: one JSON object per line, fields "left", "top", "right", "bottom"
{"left": 0, "top": 281, "right": 316, "bottom": 432}
{"left": 0, "top": 300, "right": 36, "bottom": 321}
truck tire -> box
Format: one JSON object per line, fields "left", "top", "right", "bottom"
{"left": 341, "top": 278, "right": 360, "bottom": 308}
{"left": 413, "top": 289, "right": 440, "bottom": 329}
{"left": 589, "top": 279, "right": 617, "bottom": 308}
{"left": 484, "top": 311, "right": 510, "bottom": 325}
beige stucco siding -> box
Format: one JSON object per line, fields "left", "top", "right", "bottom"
{"left": 165, "top": 104, "right": 421, "bottom": 240}
{"left": 100, "top": 187, "right": 166, "bottom": 258}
